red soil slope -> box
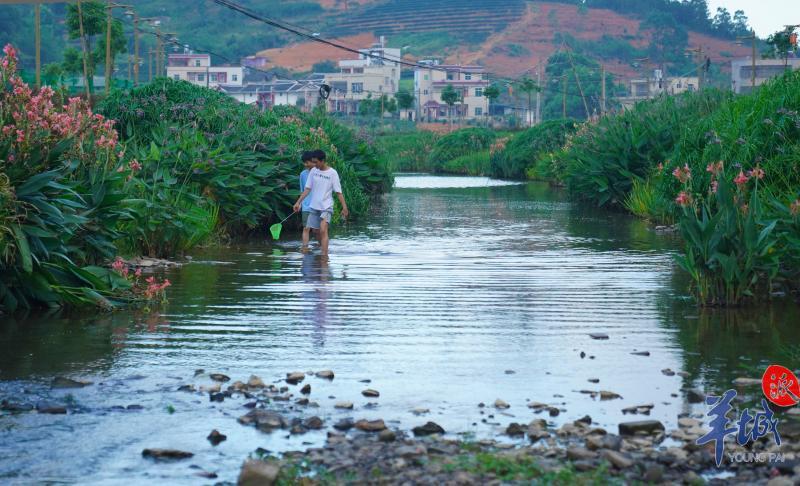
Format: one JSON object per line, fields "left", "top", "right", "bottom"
{"left": 254, "top": 2, "right": 750, "bottom": 79}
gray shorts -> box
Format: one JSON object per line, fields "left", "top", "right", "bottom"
{"left": 306, "top": 208, "right": 332, "bottom": 230}
{"left": 302, "top": 210, "right": 311, "bottom": 227}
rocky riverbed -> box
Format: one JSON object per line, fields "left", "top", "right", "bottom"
{"left": 6, "top": 368, "right": 799, "bottom": 485}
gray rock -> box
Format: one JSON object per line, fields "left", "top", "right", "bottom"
{"left": 315, "top": 370, "right": 334, "bottom": 380}
{"left": 209, "top": 373, "right": 230, "bottom": 382}
{"left": 567, "top": 447, "right": 597, "bottom": 461}
{"left": 247, "top": 375, "right": 265, "bottom": 388}
{"left": 237, "top": 459, "right": 280, "bottom": 486}
{"left": 599, "top": 391, "right": 622, "bottom": 400}
{"left": 589, "top": 333, "right": 609, "bottom": 340}
{"left": 412, "top": 421, "right": 445, "bottom": 436}
{"left": 362, "top": 389, "right": 380, "bottom": 398}
{"left": 494, "top": 399, "right": 510, "bottom": 409}
{"left": 177, "top": 384, "right": 195, "bottom": 392}
{"left": 36, "top": 402, "right": 66, "bottom": 414}
{"left": 335, "top": 401, "right": 354, "bottom": 409}
{"left": 379, "top": 429, "right": 397, "bottom": 442}
{"left": 396, "top": 445, "right": 427, "bottom": 458}
{"left": 300, "top": 384, "right": 311, "bottom": 395}
{"left": 619, "top": 420, "right": 665, "bottom": 436}
{"left": 644, "top": 464, "right": 664, "bottom": 483}
{"left": 303, "top": 416, "right": 324, "bottom": 430}
{"left": 52, "top": 377, "right": 92, "bottom": 389}
{"left": 142, "top": 448, "right": 194, "bottom": 460}
{"left": 238, "top": 409, "right": 287, "bottom": 431}
{"left": 506, "top": 423, "right": 526, "bottom": 436}
{"left": 286, "top": 372, "right": 305, "bottom": 384}
{"left": 548, "top": 407, "right": 560, "bottom": 417}
{"left": 631, "top": 351, "right": 650, "bottom": 356}
{"left": 333, "top": 418, "right": 354, "bottom": 431}
{"left": 588, "top": 378, "right": 600, "bottom": 383}
{"left": 602, "top": 449, "right": 634, "bottom": 469}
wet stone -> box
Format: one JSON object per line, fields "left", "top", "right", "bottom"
{"left": 587, "top": 378, "right": 600, "bottom": 383}
{"left": 686, "top": 389, "right": 705, "bottom": 403}
{"left": 599, "top": 391, "right": 622, "bottom": 400}
{"left": 209, "top": 373, "right": 230, "bottom": 382}
{"left": 286, "top": 372, "right": 305, "bottom": 385}
{"left": 315, "top": 370, "right": 334, "bottom": 380}
{"left": 1, "top": 400, "right": 34, "bottom": 412}
{"left": 661, "top": 368, "right": 676, "bottom": 376}
{"left": 142, "top": 448, "right": 194, "bottom": 460}
{"left": 247, "top": 375, "right": 265, "bottom": 388}
{"left": 335, "top": 401, "right": 354, "bottom": 410}
{"left": 36, "top": 402, "right": 67, "bottom": 414}
{"left": 238, "top": 459, "right": 280, "bottom": 486}
{"left": 602, "top": 449, "right": 634, "bottom": 469}
{"left": 210, "top": 393, "right": 225, "bottom": 402}
{"left": 300, "top": 384, "right": 311, "bottom": 395}
{"left": 238, "top": 409, "right": 287, "bottom": 431}
{"left": 379, "top": 429, "right": 397, "bottom": 442}
{"left": 177, "top": 384, "right": 195, "bottom": 392}
{"left": 334, "top": 418, "right": 355, "bottom": 431}
{"left": 207, "top": 429, "right": 227, "bottom": 445}
{"left": 567, "top": 447, "right": 597, "bottom": 461}
{"left": 413, "top": 421, "right": 445, "bottom": 436}
{"left": 494, "top": 399, "right": 510, "bottom": 409}
{"left": 619, "top": 420, "right": 665, "bottom": 436}
{"left": 506, "top": 423, "right": 526, "bottom": 436}
{"left": 52, "top": 377, "right": 92, "bottom": 389}
{"left": 303, "top": 416, "right": 324, "bottom": 430}
{"left": 361, "top": 389, "right": 380, "bottom": 398}
{"left": 355, "top": 419, "right": 386, "bottom": 432}
{"left": 630, "top": 351, "right": 650, "bottom": 356}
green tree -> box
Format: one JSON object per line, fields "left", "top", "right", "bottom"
{"left": 543, "top": 51, "right": 623, "bottom": 121}
{"left": 64, "top": 1, "right": 127, "bottom": 92}
{"left": 482, "top": 84, "right": 500, "bottom": 127}
{"left": 440, "top": 84, "right": 461, "bottom": 131}
{"left": 765, "top": 27, "right": 797, "bottom": 67}
{"left": 311, "top": 60, "right": 338, "bottom": 73}
{"left": 515, "top": 77, "right": 541, "bottom": 127}
{"left": 395, "top": 89, "right": 415, "bottom": 110}
{"left": 640, "top": 12, "right": 689, "bottom": 68}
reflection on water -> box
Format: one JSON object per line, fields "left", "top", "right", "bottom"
{"left": 1, "top": 175, "right": 798, "bottom": 484}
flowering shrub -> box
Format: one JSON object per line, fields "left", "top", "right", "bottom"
{"left": 0, "top": 44, "right": 146, "bottom": 311}
{"left": 111, "top": 257, "right": 171, "bottom": 303}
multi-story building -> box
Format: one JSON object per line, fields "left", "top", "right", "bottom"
{"left": 220, "top": 78, "right": 322, "bottom": 111}
{"left": 414, "top": 61, "right": 490, "bottom": 121}
{"left": 166, "top": 53, "right": 243, "bottom": 88}
{"left": 324, "top": 37, "right": 401, "bottom": 114}
{"left": 731, "top": 57, "right": 800, "bottom": 94}
{"left": 618, "top": 70, "right": 699, "bottom": 109}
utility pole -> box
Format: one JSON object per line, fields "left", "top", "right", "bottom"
{"left": 105, "top": 0, "right": 112, "bottom": 94}
{"left": 600, "top": 64, "right": 606, "bottom": 116}
{"left": 737, "top": 30, "right": 757, "bottom": 91}
{"left": 562, "top": 75, "right": 567, "bottom": 119}
{"left": 535, "top": 69, "right": 542, "bottom": 125}
{"left": 77, "top": 1, "right": 91, "bottom": 100}
{"left": 565, "top": 47, "right": 590, "bottom": 119}
{"left": 148, "top": 49, "right": 152, "bottom": 82}
{"left": 34, "top": 2, "right": 41, "bottom": 88}
{"left": 687, "top": 46, "right": 705, "bottom": 91}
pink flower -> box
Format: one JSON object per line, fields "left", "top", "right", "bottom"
{"left": 747, "top": 166, "right": 765, "bottom": 180}
{"left": 706, "top": 161, "right": 724, "bottom": 176}
{"left": 129, "top": 159, "right": 142, "bottom": 171}
{"left": 710, "top": 180, "right": 718, "bottom": 194}
{"left": 3, "top": 44, "right": 17, "bottom": 61}
{"left": 734, "top": 170, "right": 749, "bottom": 186}
{"left": 657, "top": 162, "right": 664, "bottom": 172}
{"left": 791, "top": 200, "right": 800, "bottom": 216}
{"left": 672, "top": 164, "right": 691, "bottom": 183}
{"left": 135, "top": 268, "right": 142, "bottom": 278}
{"left": 675, "top": 191, "right": 693, "bottom": 207}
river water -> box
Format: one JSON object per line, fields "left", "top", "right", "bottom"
{"left": 1, "top": 174, "right": 798, "bottom": 484}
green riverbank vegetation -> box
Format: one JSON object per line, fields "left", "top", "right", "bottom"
{"left": 0, "top": 46, "right": 391, "bottom": 312}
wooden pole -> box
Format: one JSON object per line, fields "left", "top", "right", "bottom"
{"left": 105, "top": 0, "right": 112, "bottom": 94}
{"left": 148, "top": 49, "right": 152, "bottom": 82}
{"left": 565, "top": 47, "right": 590, "bottom": 119}
{"left": 600, "top": 64, "right": 606, "bottom": 116}
{"left": 133, "top": 14, "right": 139, "bottom": 86}
{"left": 536, "top": 69, "right": 542, "bottom": 125}
{"left": 77, "top": 1, "right": 91, "bottom": 100}
{"left": 34, "top": 2, "right": 41, "bottom": 88}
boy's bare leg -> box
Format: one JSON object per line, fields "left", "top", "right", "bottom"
{"left": 319, "top": 221, "right": 330, "bottom": 255}
{"left": 302, "top": 227, "right": 311, "bottom": 251}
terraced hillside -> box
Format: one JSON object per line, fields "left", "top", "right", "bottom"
{"left": 332, "top": 0, "right": 527, "bottom": 37}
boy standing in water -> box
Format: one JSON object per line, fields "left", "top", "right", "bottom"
{"left": 299, "top": 151, "right": 316, "bottom": 252}
{"left": 294, "top": 150, "right": 349, "bottom": 256}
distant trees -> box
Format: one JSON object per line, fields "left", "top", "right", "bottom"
{"left": 641, "top": 12, "right": 690, "bottom": 68}
{"left": 395, "top": 89, "right": 415, "bottom": 111}
{"left": 63, "top": 1, "right": 127, "bottom": 90}
{"left": 358, "top": 94, "right": 397, "bottom": 117}
{"left": 765, "top": 26, "right": 799, "bottom": 67}
{"left": 514, "top": 77, "right": 541, "bottom": 127}
{"left": 311, "top": 60, "right": 338, "bottom": 73}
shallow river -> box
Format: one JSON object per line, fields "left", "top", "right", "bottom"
{"left": 1, "top": 174, "right": 798, "bottom": 484}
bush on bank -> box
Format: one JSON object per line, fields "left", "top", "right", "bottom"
{"left": 426, "top": 128, "right": 497, "bottom": 174}
{"left": 489, "top": 119, "right": 577, "bottom": 180}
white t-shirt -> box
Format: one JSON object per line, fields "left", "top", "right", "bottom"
{"left": 305, "top": 167, "right": 342, "bottom": 212}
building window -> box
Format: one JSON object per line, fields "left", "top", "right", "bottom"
{"left": 475, "top": 107, "right": 483, "bottom": 116}
{"left": 446, "top": 72, "right": 454, "bottom": 80}
{"left": 385, "top": 77, "right": 389, "bottom": 85}
{"left": 173, "top": 74, "right": 180, "bottom": 80}
{"left": 354, "top": 67, "right": 364, "bottom": 73}
{"left": 424, "top": 74, "right": 429, "bottom": 80}
{"left": 197, "top": 74, "right": 205, "bottom": 82}
{"left": 194, "top": 60, "right": 201, "bottom": 67}
{"left": 232, "top": 74, "right": 238, "bottom": 82}
{"left": 352, "top": 82, "right": 363, "bottom": 93}
{"left": 465, "top": 73, "right": 472, "bottom": 80}
{"left": 482, "top": 73, "right": 488, "bottom": 80}
{"left": 475, "top": 88, "right": 483, "bottom": 97}
{"left": 423, "top": 89, "right": 428, "bottom": 95}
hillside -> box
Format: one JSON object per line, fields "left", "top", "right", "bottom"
{"left": 255, "top": 1, "right": 750, "bottom": 79}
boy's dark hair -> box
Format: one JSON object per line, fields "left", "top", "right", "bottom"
{"left": 313, "top": 149, "right": 326, "bottom": 161}
{"left": 301, "top": 151, "right": 314, "bottom": 162}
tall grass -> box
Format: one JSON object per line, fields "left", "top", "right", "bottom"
{"left": 490, "top": 120, "right": 577, "bottom": 180}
